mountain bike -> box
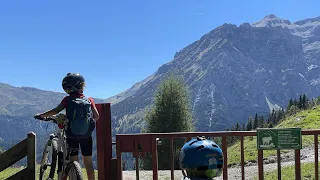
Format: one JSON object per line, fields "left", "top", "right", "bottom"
{"left": 35, "top": 114, "right": 83, "bottom": 180}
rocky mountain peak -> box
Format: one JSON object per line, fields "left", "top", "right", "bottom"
{"left": 252, "top": 14, "right": 292, "bottom": 28}
{"left": 265, "top": 14, "right": 278, "bottom": 19}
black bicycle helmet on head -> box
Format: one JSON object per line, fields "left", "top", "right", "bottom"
{"left": 62, "top": 73, "right": 85, "bottom": 94}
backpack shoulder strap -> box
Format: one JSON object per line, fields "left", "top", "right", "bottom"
{"left": 82, "top": 96, "right": 89, "bottom": 100}
{"left": 81, "top": 96, "right": 92, "bottom": 103}
{"left": 65, "top": 95, "right": 72, "bottom": 105}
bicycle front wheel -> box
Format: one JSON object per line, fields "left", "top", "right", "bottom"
{"left": 63, "top": 161, "right": 83, "bottom": 180}
{"left": 39, "top": 140, "right": 57, "bottom": 180}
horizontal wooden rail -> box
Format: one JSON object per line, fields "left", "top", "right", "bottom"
{"left": 0, "top": 138, "right": 28, "bottom": 171}
{"left": 0, "top": 132, "right": 36, "bottom": 180}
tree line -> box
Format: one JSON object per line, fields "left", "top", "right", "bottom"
{"left": 225, "top": 93, "right": 320, "bottom": 146}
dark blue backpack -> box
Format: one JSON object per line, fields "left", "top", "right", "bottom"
{"left": 65, "top": 96, "right": 95, "bottom": 139}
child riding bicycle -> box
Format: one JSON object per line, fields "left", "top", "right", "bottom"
{"left": 35, "top": 73, "right": 99, "bottom": 180}
{"left": 179, "top": 137, "right": 224, "bottom": 180}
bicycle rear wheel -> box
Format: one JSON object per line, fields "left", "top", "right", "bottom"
{"left": 39, "top": 140, "right": 58, "bottom": 180}
{"left": 63, "top": 161, "right": 83, "bottom": 180}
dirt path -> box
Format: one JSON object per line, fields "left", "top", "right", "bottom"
{"left": 122, "top": 146, "right": 317, "bottom": 180}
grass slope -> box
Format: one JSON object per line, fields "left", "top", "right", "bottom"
{"left": 227, "top": 105, "right": 320, "bottom": 165}
{"left": 256, "top": 162, "right": 317, "bottom": 180}
{"left": 0, "top": 166, "right": 98, "bottom": 180}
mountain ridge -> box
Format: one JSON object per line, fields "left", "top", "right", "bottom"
{"left": 106, "top": 14, "right": 320, "bottom": 133}
{"left": 106, "top": 14, "right": 320, "bottom": 105}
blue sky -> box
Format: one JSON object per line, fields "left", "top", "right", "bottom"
{"left": 0, "top": 0, "right": 319, "bottom": 99}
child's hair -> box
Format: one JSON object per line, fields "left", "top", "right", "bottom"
{"left": 78, "top": 82, "right": 86, "bottom": 91}
{"left": 179, "top": 137, "right": 224, "bottom": 179}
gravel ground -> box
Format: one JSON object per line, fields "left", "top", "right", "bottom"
{"left": 122, "top": 146, "right": 318, "bottom": 180}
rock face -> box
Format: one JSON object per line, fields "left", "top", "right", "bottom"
{"left": 107, "top": 14, "right": 320, "bottom": 133}
{"left": 253, "top": 14, "right": 320, "bottom": 92}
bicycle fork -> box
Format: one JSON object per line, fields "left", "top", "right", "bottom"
{"left": 57, "top": 139, "right": 71, "bottom": 179}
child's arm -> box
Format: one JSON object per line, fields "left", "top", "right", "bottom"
{"left": 39, "top": 103, "right": 65, "bottom": 118}
{"left": 89, "top": 97, "right": 99, "bottom": 121}
{"left": 92, "top": 106, "right": 99, "bottom": 121}
{"left": 38, "top": 97, "right": 67, "bottom": 119}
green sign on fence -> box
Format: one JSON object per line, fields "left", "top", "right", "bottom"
{"left": 257, "top": 128, "right": 302, "bottom": 150}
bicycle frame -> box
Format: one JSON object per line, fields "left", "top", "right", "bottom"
{"left": 41, "top": 118, "right": 72, "bottom": 179}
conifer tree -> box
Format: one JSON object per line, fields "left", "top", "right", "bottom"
{"left": 235, "top": 122, "right": 240, "bottom": 131}
{"left": 246, "top": 117, "right": 253, "bottom": 131}
{"left": 298, "top": 95, "right": 303, "bottom": 109}
{"left": 287, "top": 98, "right": 293, "bottom": 110}
{"left": 253, "top": 113, "right": 258, "bottom": 129}
{"left": 258, "top": 115, "right": 264, "bottom": 128}
{"left": 302, "top": 94, "right": 308, "bottom": 109}
{"left": 142, "top": 74, "right": 194, "bottom": 170}
{"left": 293, "top": 98, "right": 298, "bottom": 107}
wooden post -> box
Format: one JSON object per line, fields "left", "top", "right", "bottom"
{"left": 295, "top": 149, "right": 301, "bottom": 180}
{"left": 96, "top": 103, "right": 113, "bottom": 180}
{"left": 134, "top": 140, "right": 140, "bottom": 180}
{"left": 277, "top": 150, "right": 281, "bottom": 180}
{"left": 111, "top": 158, "right": 117, "bottom": 180}
{"left": 222, "top": 136, "right": 228, "bottom": 180}
{"left": 27, "top": 132, "right": 36, "bottom": 180}
{"left": 96, "top": 104, "right": 105, "bottom": 180}
{"left": 315, "top": 135, "right": 319, "bottom": 180}
{"left": 170, "top": 138, "right": 174, "bottom": 180}
{"left": 116, "top": 137, "right": 122, "bottom": 180}
{"left": 240, "top": 136, "right": 245, "bottom": 180}
{"left": 258, "top": 149, "right": 264, "bottom": 180}
{"left": 152, "top": 138, "right": 158, "bottom": 180}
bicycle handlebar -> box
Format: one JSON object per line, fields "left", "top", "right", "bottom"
{"left": 34, "top": 115, "right": 58, "bottom": 124}
{"left": 46, "top": 117, "right": 58, "bottom": 124}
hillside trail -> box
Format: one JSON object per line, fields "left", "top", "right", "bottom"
{"left": 122, "top": 145, "right": 317, "bottom": 180}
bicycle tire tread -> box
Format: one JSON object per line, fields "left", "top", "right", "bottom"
{"left": 64, "top": 161, "right": 83, "bottom": 180}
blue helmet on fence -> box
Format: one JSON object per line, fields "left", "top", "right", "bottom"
{"left": 179, "top": 136, "right": 224, "bottom": 178}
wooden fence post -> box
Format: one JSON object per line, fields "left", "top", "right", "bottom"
{"left": 96, "top": 103, "right": 113, "bottom": 180}
{"left": 27, "top": 132, "right": 36, "bottom": 180}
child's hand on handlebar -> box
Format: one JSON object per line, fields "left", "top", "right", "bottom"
{"left": 34, "top": 114, "right": 52, "bottom": 121}
{"left": 34, "top": 114, "right": 45, "bottom": 120}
